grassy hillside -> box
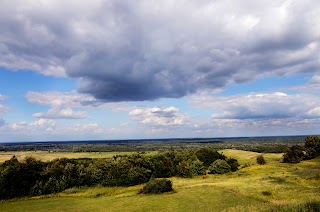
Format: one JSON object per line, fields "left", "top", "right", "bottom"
{"left": 0, "top": 151, "right": 144, "bottom": 163}
{"left": 0, "top": 150, "right": 319, "bottom": 212}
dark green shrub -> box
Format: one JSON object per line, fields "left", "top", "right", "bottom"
{"left": 304, "top": 201, "right": 320, "bottom": 211}
{"left": 262, "top": 191, "right": 272, "bottom": 196}
{"left": 138, "top": 179, "right": 173, "bottom": 194}
{"left": 241, "top": 163, "right": 251, "bottom": 168}
{"left": 227, "top": 158, "right": 240, "bottom": 171}
{"left": 256, "top": 155, "right": 266, "bottom": 165}
{"left": 102, "top": 158, "right": 152, "bottom": 186}
{"left": 150, "top": 152, "right": 179, "bottom": 178}
{"left": 283, "top": 145, "right": 305, "bottom": 163}
{"left": 177, "top": 159, "right": 204, "bottom": 178}
{"left": 195, "top": 148, "right": 226, "bottom": 168}
{"left": 0, "top": 156, "right": 45, "bottom": 199}
{"left": 208, "top": 159, "right": 231, "bottom": 174}
{"left": 305, "top": 135, "right": 320, "bottom": 159}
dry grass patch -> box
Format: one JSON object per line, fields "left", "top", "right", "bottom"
{"left": 0, "top": 151, "right": 154, "bottom": 162}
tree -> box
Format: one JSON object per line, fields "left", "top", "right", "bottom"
{"left": 283, "top": 145, "right": 305, "bottom": 163}
{"left": 0, "top": 156, "right": 45, "bottom": 199}
{"left": 177, "top": 159, "right": 204, "bottom": 178}
{"left": 256, "top": 155, "right": 266, "bottom": 165}
{"left": 305, "top": 135, "right": 320, "bottom": 159}
{"left": 150, "top": 152, "right": 176, "bottom": 178}
{"left": 195, "top": 148, "right": 226, "bottom": 168}
{"left": 208, "top": 159, "right": 231, "bottom": 174}
{"left": 227, "top": 158, "right": 240, "bottom": 171}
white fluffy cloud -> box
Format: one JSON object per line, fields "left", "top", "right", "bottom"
{"left": 10, "top": 119, "right": 56, "bottom": 132}
{"left": 129, "top": 106, "right": 186, "bottom": 126}
{"left": 0, "top": 95, "right": 10, "bottom": 113}
{"left": 1, "top": 0, "right": 320, "bottom": 101}
{"left": 1, "top": 118, "right": 127, "bottom": 141}
{"left": 33, "top": 107, "right": 87, "bottom": 119}
{"left": 190, "top": 92, "right": 320, "bottom": 119}
{"left": 26, "top": 91, "right": 101, "bottom": 108}
{"left": 287, "top": 75, "right": 320, "bottom": 93}
{"left": 26, "top": 91, "right": 128, "bottom": 109}
{"left": 26, "top": 91, "right": 131, "bottom": 120}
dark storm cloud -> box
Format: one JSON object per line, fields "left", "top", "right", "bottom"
{"left": 1, "top": 0, "right": 320, "bottom": 101}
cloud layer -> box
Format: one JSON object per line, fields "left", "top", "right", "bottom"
{"left": 1, "top": 0, "right": 320, "bottom": 101}
{"left": 33, "top": 107, "right": 87, "bottom": 119}
{"left": 191, "top": 92, "right": 320, "bottom": 119}
{"left": 129, "top": 106, "right": 186, "bottom": 126}
{"left": 26, "top": 91, "right": 127, "bottom": 109}
{"left": 2, "top": 118, "right": 118, "bottom": 141}
{"left": 0, "top": 95, "right": 10, "bottom": 113}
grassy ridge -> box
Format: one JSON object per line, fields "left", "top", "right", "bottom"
{"left": 0, "top": 151, "right": 141, "bottom": 163}
{"left": 0, "top": 150, "right": 319, "bottom": 212}
{"left": 220, "top": 149, "right": 283, "bottom": 165}
{"left": 0, "top": 186, "right": 261, "bottom": 212}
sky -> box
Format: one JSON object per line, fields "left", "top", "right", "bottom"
{"left": 0, "top": 0, "right": 320, "bottom": 142}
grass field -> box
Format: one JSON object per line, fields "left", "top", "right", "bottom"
{"left": 0, "top": 151, "right": 142, "bottom": 163}
{"left": 0, "top": 149, "right": 319, "bottom": 211}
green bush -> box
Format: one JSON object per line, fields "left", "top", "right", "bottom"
{"left": 208, "top": 159, "right": 231, "bottom": 174}
{"left": 138, "top": 179, "right": 173, "bottom": 194}
{"left": 256, "top": 155, "right": 266, "bottom": 165}
{"left": 283, "top": 145, "right": 305, "bottom": 163}
{"left": 195, "top": 148, "right": 226, "bottom": 168}
{"left": 305, "top": 135, "right": 320, "bottom": 159}
{"left": 261, "top": 191, "right": 272, "bottom": 196}
{"left": 227, "top": 158, "right": 240, "bottom": 171}
{"left": 177, "top": 159, "right": 204, "bottom": 178}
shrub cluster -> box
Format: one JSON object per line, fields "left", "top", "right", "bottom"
{"left": 283, "top": 145, "right": 305, "bottom": 163}
{"left": 0, "top": 154, "right": 153, "bottom": 199}
{"left": 195, "top": 148, "right": 239, "bottom": 175}
{"left": 0, "top": 148, "right": 240, "bottom": 200}
{"left": 282, "top": 135, "right": 320, "bottom": 164}
{"left": 256, "top": 155, "right": 266, "bottom": 165}
{"left": 208, "top": 159, "right": 231, "bottom": 174}
{"left": 138, "top": 179, "right": 173, "bottom": 194}
{"left": 304, "top": 136, "right": 320, "bottom": 159}
{"left": 195, "top": 148, "right": 226, "bottom": 168}
{"left": 0, "top": 155, "right": 133, "bottom": 199}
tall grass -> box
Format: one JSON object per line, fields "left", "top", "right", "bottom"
{"left": 269, "top": 201, "right": 320, "bottom": 212}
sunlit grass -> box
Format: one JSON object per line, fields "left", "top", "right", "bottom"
{"left": 219, "top": 149, "right": 283, "bottom": 165}
{"left": 0, "top": 151, "right": 156, "bottom": 162}
{"left": 0, "top": 186, "right": 261, "bottom": 212}
{"left": 0, "top": 149, "right": 319, "bottom": 211}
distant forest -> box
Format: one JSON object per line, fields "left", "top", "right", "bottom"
{"left": 0, "top": 136, "right": 306, "bottom": 153}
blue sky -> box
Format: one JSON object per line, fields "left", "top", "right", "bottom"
{"left": 0, "top": 0, "right": 320, "bottom": 142}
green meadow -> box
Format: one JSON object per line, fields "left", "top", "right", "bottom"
{"left": 0, "top": 151, "right": 140, "bottom": 163}
{"left": 0, "top": 149, "right": 319, "bottom": 212}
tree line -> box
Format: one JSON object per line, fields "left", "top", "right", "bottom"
{"left": 0, "top": 148, "right": 239, "bottom": 200}
{"left": 283, "top": 135, "right": 320, "bottom": 163}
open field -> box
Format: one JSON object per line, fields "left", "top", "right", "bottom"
{"left": 0, "top": 149, "right": 278, "bottom": 164}
{"left": 0, "top": 149, "right": 319, "bottom": 211}
{"left": 0, "top": 151, "right": 138, "bottom": 163}
{"left": 220, "top": 149, "right": 283, "bottom": 165}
